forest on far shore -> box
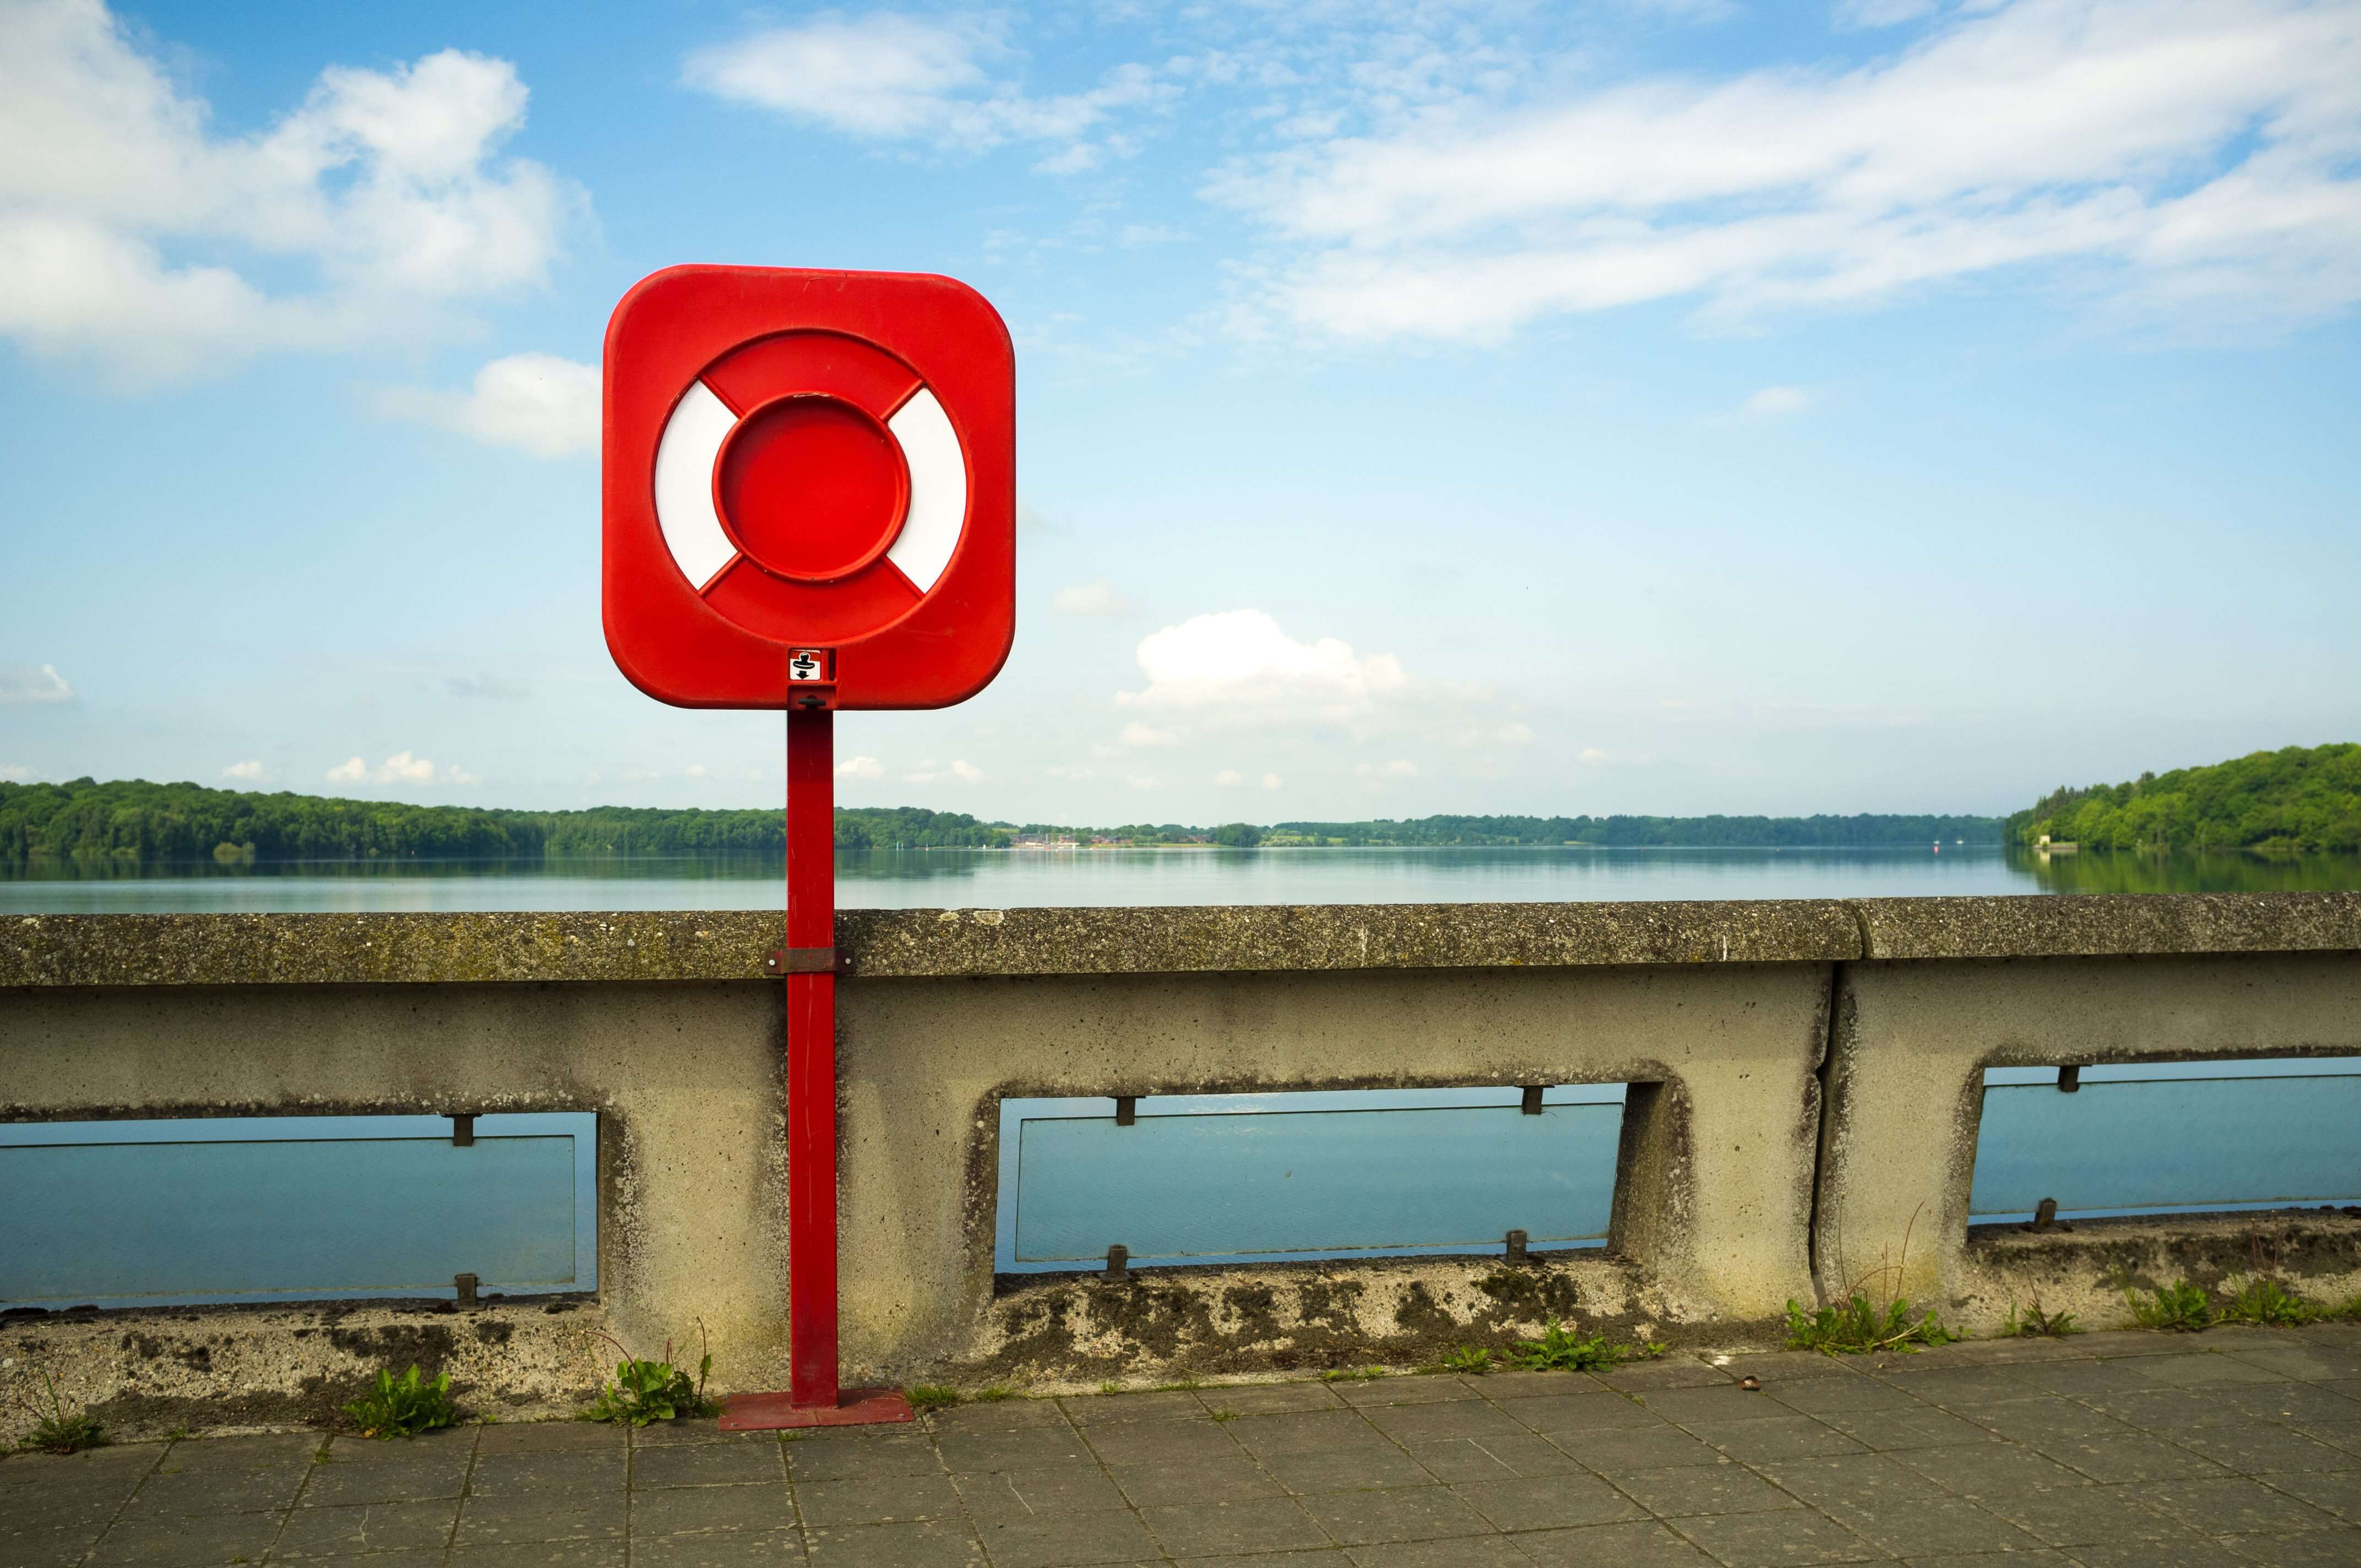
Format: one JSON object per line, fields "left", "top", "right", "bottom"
{"left": 2008, "top": 743, "right": 2360, "bottom": 853}
{"left": 1, "top": 777, "right": 2006, "bottom": 865}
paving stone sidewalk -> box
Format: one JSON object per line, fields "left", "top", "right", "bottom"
{"left": 6, "top": 1324, "right": 2359, "bottom": 1567}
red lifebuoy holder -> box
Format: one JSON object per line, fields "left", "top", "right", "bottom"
{"left": 602, "top": 268, "right": 1015, "bottom": 711}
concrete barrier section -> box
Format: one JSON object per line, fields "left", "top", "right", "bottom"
{"left": 4, "top": 892, "right": 2359, "bottom": 1441}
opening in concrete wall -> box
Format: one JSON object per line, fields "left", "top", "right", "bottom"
{"left": 993, "top": 1086, "right": 1626, "bottom": 1275}
{"left": 1970, "top": 1058, "right": 2361, "bottom": 1225}
{"left": 0, "top": 1113, "right": 597, "bottom": 1311}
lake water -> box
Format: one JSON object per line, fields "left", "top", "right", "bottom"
{"left": 4, "top": 844, "right": 2359, "bottom": 913}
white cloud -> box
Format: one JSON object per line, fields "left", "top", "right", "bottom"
{"left": 0, "top": 663, "right": 74, "bottom": 705}
{"left": 0, "top": 0, "right": 580, "bottom": 383}
{"left": 1739, "top": 386, "right": 1812, "bottom": 421}
{"left": 902, "top": 757, "right": 983, "bottom": 784}
{"left": 325, "top": 750, "right": 447, "bottom": 786}
{"left": 1214, "top": 769, "right": 1245, "bottom": 786}
{"left": 1, "top": 764, "right": 32, "bottom": 782}
{"left": 221, "top": 760, "right": 265, "bottom": 781}
{"left": 835, "top": 755, "right": 885, "bottom": 780}
{"left": 1121, "top": 721, "right": 1179, "bottom": 747}
{"left": 1579, "top": 747, "right": 1612, "bottom": 766}
{"left": 1118, "top": 609, "right": 1406, "bottom": 724}
{"left": 1494, "top": 723, "right": 1537, "bottom": 745}
{"left": 1052, "top": 578, "right": 1139, "bottom": 617}
{"left": 1835, "top": 0, "right": 1940, "bottom": 27}
{"left": 1212, "top": 0, "right": 2361, "bottom": 342}
{"left": 682, "top": 13, "right": 1173, "bottom": 163}
{"left": 374, "top": 353, "right": 597, "bottom": 458}
{"left": 1261, "top": 773, "right": 1284, "bottom": 790}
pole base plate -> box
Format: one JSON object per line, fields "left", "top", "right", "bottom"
{"left": 719, "top": 1387, "right": 915, "bottom": 1430}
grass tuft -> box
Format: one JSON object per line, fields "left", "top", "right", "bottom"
{"left": 1999, "top": 1297, "right": 2080, "bottom": 1338}
{"left": 2122, "top": 1277, "right": 2212, "bottom": 1333}
{"left": 1319, "top": 1366, "right": 1387, "bottom": 1383}
{"left": 15, "top": 1369, "right": 107, "bottom": 1455}
{"left": 344, "top": 1365, "right": 459, "bottom": 1440}
{"left": 1438, "top": 1346, "right": 1494, "bottom": 1375}
{"left": 905, "top": 1385, "right": 964, "bottom": 1413}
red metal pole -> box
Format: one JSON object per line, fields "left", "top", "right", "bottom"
{"left": 784, "top": 705, "right": 839, "bottom": 1411}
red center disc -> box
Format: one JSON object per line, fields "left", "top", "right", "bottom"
{"left": 713, "top": 394, "right": 909, "bottom": 584}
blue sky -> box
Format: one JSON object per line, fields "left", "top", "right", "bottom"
{"left": 2, "top": 0, "right": 2356, "bottom": 823}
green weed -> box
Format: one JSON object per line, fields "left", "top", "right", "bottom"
{"left": 582, "top": 1323, "right": 720, "bottom": 1426}
{"left": 2221, "top": 1277, "right": 2313, "bottom": 1326}
{"left": 1438, "top": 1346, "right": 1494, "bottom": 1375}
{"left": 1509, "top": 1319, "right": 1623, "bottom": 1372}
{"left": 1319, "top": 1366, "right": 1387, "bottom": 1383}
{"left": 2122, "top": 1277, "right": 2212, "bottom": 1332}
{"left": 1791, "top": 1204, "right": 1957, "bottom": 1356}
{"left": 1999, "top": 1297, "right": 2080, "bottom": 1338}
{"left": 905, "top": 1386, "right": 964, "bottom": 1413}
{"left": 1209, "top": 1408, "right": 1239, "bottom": 1423}
{"left": 971, "top": 1387, "right": 1016, "bottom": 1404}
{"left": 345, "top": 1365, "right": 458, "bottom": 1440}
{"left": 14, "top": 1368, "right": 107, "bottom": 1455}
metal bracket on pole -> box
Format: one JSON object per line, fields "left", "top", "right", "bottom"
{"left": 1104, "top": 1245, "right": 1130, "bottom": 1281}
{"left": 1519, "top": 1087, "right": 1544, "bottom": 1115}
{"left": 1114, "top": 1096, "right": 1138, "bottom": 1126}
{"left": 451, "top": 1115, "right": 475, "bottom": 1147}
{"left": 765, "top": 948, "right": 837, "bottom": 976}
{"left": 2057, "top": 1065, "right": 2081, "bottom": 1093}
{"left": 1505, "top": 1229, "right": 1530, "bottom": 1263}
{"left": 454, "top": 1272, "right": 479, "bottom": 1306}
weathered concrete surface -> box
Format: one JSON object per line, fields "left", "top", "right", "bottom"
{"left": 1954, "top": 1210, "right": 2361, "bottom": 1339}
{"left": 9, "top": 890, "right": 2358, "bottom": 987}
{"left": 834, "top": 963, "right": 1834, "bottom": 1384}
{"left": 1815, "top": 950, "right": 2361, "bottom": 1311}
{"left": 0, "top": 1300, "right": 605, "bottom": 1448}
{"left": 0, "top": 982, "right": 793, "bottom": 1397}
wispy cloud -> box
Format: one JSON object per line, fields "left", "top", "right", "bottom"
{"left": 375, "top": 353, "right": 597, "bottom": 459}
{"left": 682, "top": 12, "right": 1175, "bottom": 167}
{"left": 1052, "top": 579, "right": 1140, "bottom": 617}
{"left": 1212, "top": 0, "right": 2361, "bottom": 342}
{"left": 0, "top": 663, "right": 74, "bottom": 705}
{"left": 325, "top": 750, "right": 474, "bottom": 787}
{"left": 221, "top": 760, "right": 265, "bottom": 781}
{"left": 0, "top": 0, "right": 582, "bottom": 383}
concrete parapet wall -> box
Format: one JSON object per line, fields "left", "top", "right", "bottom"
{"left": 5, "top": 892, "right": 2360, "bottom": 1438}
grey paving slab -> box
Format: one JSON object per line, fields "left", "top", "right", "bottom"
{"left": 633, "top": 1440, "right": 791, "bottom": 1488}
{"left": 476, "top": 1422, "right": 624, "bottom": 1455}
{"left": 955, "top": 1463, "right": 1133, "bottom": 1518}
{"left": 1764, "top": 1375, "right": 1927, "bottom": 1416}
{"left": 2137, "top": 1472, "right": 2343, "bottom": 1535}
{"left": 1332, "top": 1375, "right": 1482, "bottom": 1407}
{"left": 1819, "top": 1495, "right": 2042, "bottom": 1558}
{"left": 1547, "top": 1423, "right": 1731, "bottom": 1474}
{"left": 2134, "top": 1353, "right": 2295, "bottom": 1388}
{"left": 1481, "top": 1370, "right": 1606, "bottom": 1400}
{"left": 1201, "top": 1381, "right": 1342, "bottom": 1415}
{"left": 467, "top": 1450, "right": 629, "bottom": 1496}
{"left": 1079, "top": 1417, "right": 1243, "bottom": 1467}
{"left": 925, "top": 1397, "right": 1071, "bottom": 1433}
{"left": 2060, "top": 1532, "right": 2258, "bottom": 1567}
{"left": 1885, "top": 1441, "right": 2088, "bottom": 1496}
{"left": 1511, "top": 1518, "right": 1720, "bottom": 1565}
{"left": 630, "top": 1483, "right": 798, "bottom": 1536}
{"left": 1141, "top": 1495, "right": 1330, "bottom": 1556}
{"left": 1614, "top": 1462, "right": 1803, "bottom": 1518}
{"left": 8, "top": 1523, "right": 119, "bottom": 1568}
{"left": 269, "top": 1496, "right": 461, "bottom": 1556}
{"left": 1638, "top": 1385, "right": 1789, "bottom": 1428}
{"left": 1598, "top": 1359, "right": 1742, "bottom": 1391}
{"left": 1343, "top": 1536, "right": 1528, "bottom": 1567}
{"left": 448, "top": 1544, "right": 625, "bottom": 1567}
{"left": 1258, "top": 1445, "right": 1438, "bottom": 1495}
{"left": 2167, "top": 1419, "right": 2359, "bottom": 1474}
{"left": 453, "top": 1488, "right": 629, "bottom": 1544}
{"left": 1107, "top": 1456, "right": 1283, "bottom": 1507}
{"left": 632, "top": 1529, "right": 808, "bottom": 1565}
{"left": 1296, "top": 1484, "right": 1494, "bottom": 1545}
{"left": 799, "top": 1517, "right": 986, "bottom": 1565}
{"left": 1758, "top": 1455, "right": 1944, "bottom": 1516}
{"left": 1702, "top": 1415, "right": 1870, "bottom": 1465}
{"left": 793, "top": 1471, "right": 966, "bottom": 1527}
{"left": 973, "top": 1505, "right": 1166, "bottom": 1567}
{"left": 2218, "top": 1381, "right": 2361, "bottom": 1423}
{"left": 1059, "top": 1390, "right": 1207, "bottom": 1424}
{"left": 1814, "top": 1406, "right": 2003, "bottom": 1451}
{"left": 1666, "top": 1506, "right": 1887, "bottom": 1566}
{"left": 1864, "top": 1365, "right": 2044, "bottom": 1407}
{"left": 2260, "top": 1466, "right": 2361, "bottom": 1522}
{"left": 1359, "top": 1398, "right": 1533, "bottom": 1445}
{"left": 1504, "top": 1390, "right": 1666, "bottom": 1434}
{"left": 1227, "top": 1409, "right": 1388, "bottom": 1456}
{"left": 934, "top": 1424, "right": 1096, "bottom": 1473}
{"left": 84, "top": 1510, "right": 282, "bottom": 1566}
{"left": 1398, "top": 1432, "right": 1582, "bottom": 1482}
{"left": 784, "top": 1433, "right": 943, "bottom": 1482}
{"left": 1968, "top": 1480, "right": 2183, "bottom": 1548}
{"left": 300, "top": 1452, "right": 473, "bottom": 1505}
{"left": 1450, "top": 1472, "right": 1645, "bottom": 1531}
{"left": 2031, "top": 1428, "right": 2234, "bottom": 1484}
{"left": 2221, "top": 1526, "right": 2361, "bottom": 1565}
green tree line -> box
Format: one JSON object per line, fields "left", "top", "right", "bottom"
{"left": 2007, "top": 743, "right": 2361, "bottom": 852}
{"left": 0, "top": 779, "right": 1007, "bottom": 865}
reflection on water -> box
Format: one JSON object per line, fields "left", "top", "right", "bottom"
{"left": 5, "top": 845, "right": 2359, "bottom": 913}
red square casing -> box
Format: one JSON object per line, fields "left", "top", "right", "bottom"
{"left": 602, "top": 266, "right": 1015, "bottom": 709}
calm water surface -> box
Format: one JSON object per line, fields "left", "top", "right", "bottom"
{"left": 7, "top": 845, "right": 2358, "bottom": 913}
